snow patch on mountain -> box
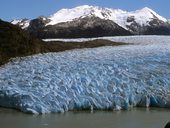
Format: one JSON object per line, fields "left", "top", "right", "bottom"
{"left": 11, "top": 19, "right": 30, "bottom": 29}
{"left": 0, "top": 36, "right": 170, "bottom": 114}
{"left": 11, "top": 19, "right": 22, "bottom": 24}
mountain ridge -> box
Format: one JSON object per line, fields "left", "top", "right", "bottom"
{"left": 11, "top": 5, "right": 170, "bottom": 38}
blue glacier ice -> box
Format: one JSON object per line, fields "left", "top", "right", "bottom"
{"left": 0, "top": 36, "right": 170, "bottom": 114}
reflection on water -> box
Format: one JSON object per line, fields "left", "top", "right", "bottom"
{"left": 0, "top": 108, "right": 169, "bottom": 128}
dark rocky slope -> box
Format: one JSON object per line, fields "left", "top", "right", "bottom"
{"left": 27, "top": 16, "right": 132, "bottom": 39}
{"left": 0, "top": 19, "right": 42, "bottom": 65}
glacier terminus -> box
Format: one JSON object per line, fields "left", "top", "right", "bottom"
{"left": 0, "top": 36, "right": 170, "bottom": 114}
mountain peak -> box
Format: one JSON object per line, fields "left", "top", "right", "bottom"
{"left": 132, "top": 6, "right": 167, "bottom": 24}
{"left": 74, "top": 5, "right": 94, "bottom": 9}
{"left": 47, "top": 5, "right": 112, "bottom": 26}
{"left": 140, "top": 7, "right": 153, "bottom": 12}
{"left": 134, "top": 7, "right": 156, "bottom": 14}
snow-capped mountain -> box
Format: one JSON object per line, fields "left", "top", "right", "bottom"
{"left": 11, "top": 5, "right": 170, "bottom": 38}
{"left": 46, "top": 5, "right": 167, "bottom": 30}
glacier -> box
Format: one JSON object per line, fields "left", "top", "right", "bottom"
{"left": 43, "top": 35, "right": 170, "bottom": 44}
{"left": 0, "top": 36, "right": 170, "bottom": 114}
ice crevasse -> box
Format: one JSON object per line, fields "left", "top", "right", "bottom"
{"left": 0, "top": 36, "right": 170, "bottom": 114}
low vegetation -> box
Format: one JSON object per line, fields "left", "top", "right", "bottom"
{"left": 0, "top": 19, "right": 127, "bottom": 65}
{"left": 41, "top": 39, "right": 127, "bottom": 53}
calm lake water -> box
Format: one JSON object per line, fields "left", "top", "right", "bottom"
{"left": 0, "top": 108, "right": 169, "bottom": 128}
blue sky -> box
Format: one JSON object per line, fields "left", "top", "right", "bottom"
{"left": 0, "top": 0, "right": 169, "bottom": 21}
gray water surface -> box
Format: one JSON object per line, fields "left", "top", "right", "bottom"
{"left": 0, "top": 108, "right": 169, "bottom": 128}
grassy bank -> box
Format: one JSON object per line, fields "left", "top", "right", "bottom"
{"left": 41, "top": 39, "right": 127, "bottom": 53}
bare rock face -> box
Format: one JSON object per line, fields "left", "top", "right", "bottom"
{"left": 27, "top": 16, "right": 132, "bottom": 39}
{"left": 165, "top": 122, "right": 170, "bottom": 128}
